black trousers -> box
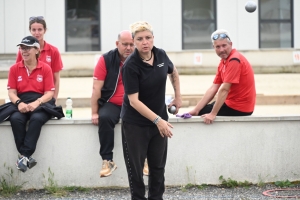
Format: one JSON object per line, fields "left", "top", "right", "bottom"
{"left": 122, "top": 121, "right": 168, "bottom": 200}
{"left": 10, "top": 110, "right": 52, "bottom": 158}
{"left": 198, "top": 101, "right": 253, "bottom": 116}
{"left": 98, "top": 102, "right": 121, "bottom": 161}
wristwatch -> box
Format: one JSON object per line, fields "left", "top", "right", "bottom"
{"left": 15, "top": 99, "right": 21, "bottom": 106}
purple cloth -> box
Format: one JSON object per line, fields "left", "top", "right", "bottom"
{"left": 176, "top": 113, "right": 192, "bottom": 119}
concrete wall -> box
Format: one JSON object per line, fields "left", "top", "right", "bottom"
{"left": 1, "top": 116, "right": 300, "bottom": 189}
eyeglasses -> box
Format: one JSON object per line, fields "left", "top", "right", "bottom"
{"left": 121, "top": 43, "right": 134, "bottom": 48}
{"left": 19, "top": 46, "right": 33, "bottom": 51}
{"left": 29, "top": 16, "right": 44, "bottom": 21}
{"left": 212, "top": 33, "right": 231, "bottom": 41}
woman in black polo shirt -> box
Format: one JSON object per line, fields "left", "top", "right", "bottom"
{"left": 121, "top": 21, "right": 182, "bottom": 200}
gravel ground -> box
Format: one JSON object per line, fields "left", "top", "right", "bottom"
{"left": 1, "top": 184, "right": 300, "bottom": 200}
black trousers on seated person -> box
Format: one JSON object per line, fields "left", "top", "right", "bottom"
{"left": 10, "top": 110, "right": 52, "bottom": 158}
{"left": 122, "top": 121, "right": 167, "bottom": 200}
{"left": 198, "top": 101, "right": 253, "bottom": 116}
{"left": 98, "top": 102, "right": 121, "bottom": 161}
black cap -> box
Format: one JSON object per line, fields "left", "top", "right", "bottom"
{"left": 17, "top": 36, "right": 40, "bottom": 48}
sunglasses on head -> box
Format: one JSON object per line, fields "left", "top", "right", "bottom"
{"left": 29, "top": 16, "right": 44, "bottom": 21}
{"left": 212, "top": 33, "right": 231, "bottom": 41}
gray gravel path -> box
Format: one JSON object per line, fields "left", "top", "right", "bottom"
{"left": 1, "top": 184, "right": 300, "bottom": 200}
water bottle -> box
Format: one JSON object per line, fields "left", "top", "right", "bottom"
{"left": 65, "top": 97, "right": 73, "bottom": 119}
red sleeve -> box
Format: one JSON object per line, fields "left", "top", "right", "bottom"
{"left": 213, "top": 64, "right": 223, "bottom": 84}
{"left": 93, "top": 56, "right": 107, "bottom": 80}
{"left": 222, "top": 60, "right": 241, "bottom": 84}
{"left": 16, "top": 50, "right": 22, "bottom": 63}
{"left": 52, "top": 48, "right": 63, "bottom": 73}
{"left": 7, "top": 64, "right": 18, "bottom": 90}
{"left": 42, "top": 63, "right": 55, "bottom": 91}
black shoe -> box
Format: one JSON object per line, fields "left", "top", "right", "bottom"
{"left": 27, "top": 157, "right": 37, "bottom": 169}
{"left": 16, "top": 155, "right": 27, "bottom": 173}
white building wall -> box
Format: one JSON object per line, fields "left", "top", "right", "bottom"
{"left": 101, "top": 0, "right": 181, "bottom": 52}
{"left": 0, "top": 0, "right": 4, "bottom": 53}
{"left": 43, "top": 0, "right": 65, "bottom": 53}
{"left": 294, "top": 0, "right": 300, "bottom": 49}
{"left": 0, "top": 0, "right": 299, "bottom": 54}
{"left": 0, "top": 0, "right": 65, "bottom": 54}
{"left": 217, "top": 0, "right": 259, "bottom": 50}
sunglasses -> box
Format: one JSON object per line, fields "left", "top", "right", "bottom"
{"left": 29, "top": 16, "right": 44, "bottom": 21}
{"left": 19, "top": 46, "right": 34, "bottom": 51}
{"left": 212, "top": 33, "right": 231, "bottom": 41}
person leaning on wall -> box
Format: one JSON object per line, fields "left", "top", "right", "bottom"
{"left": 0, "top": 36, "right": 64, "bottom": 173}
{"left": 91, "top": 30, "right": 149, "bottom": 178}
{"left": 188, "top": 29, "right": 256, "bottom": 124}
{"left": 16, "top": 16, "right": 63, "bottom": 101}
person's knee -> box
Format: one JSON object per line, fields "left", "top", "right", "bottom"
{"left": 10, "top": 113, "right": 25, "bottom": 123}
{"left": 30, "top": 114, "right": 49, "bottom": 124}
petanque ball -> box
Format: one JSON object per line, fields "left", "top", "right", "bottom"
{"left": 168, "top": 106, "right": 176, "bottom": 114}
{"left": 245, "top": 1, "right": 257, "bottom": 13}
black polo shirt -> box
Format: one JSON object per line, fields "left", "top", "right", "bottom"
{"left": 121, "top": 46, "right": 174, "bottom": 126}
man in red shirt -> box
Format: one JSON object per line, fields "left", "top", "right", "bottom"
{"left": 189, "top": 29, "right": 256, "bottom": 124}
{"left": 91, "top": 30, "right": 134, "bottom": 177}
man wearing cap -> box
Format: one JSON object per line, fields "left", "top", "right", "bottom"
{"left": 6, "top": 36, "right": 59, "bottom": 172}
{"left": 188, "top": 29, "right": 256, "bottom": 124}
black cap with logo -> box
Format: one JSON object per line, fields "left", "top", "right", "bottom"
{"left": 17, "top": 36, "right": 40, "bottom": 49}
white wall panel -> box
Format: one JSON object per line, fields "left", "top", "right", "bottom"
{"left": 217, "top": 0, "right": 259, "bottom": 50}
{"left": 0, "top": 0, "right": 5, "bottom": 53}
{"left": 4, "top": 0, "right": 26, "bottom": 53}
{"left": 44, "top": 0, "right": 65, "bottom": 52}
{"left": 294, "top": 0, "right": 300, "bottom": 49}
{"left": 120, "top": 0, "right": 143, "bottom": 31}
{"left": 101, "top": 0, "right": 125, "bottom": 52}
{"left": 236, "top": 0, "right": 259, "bottom": 50}
{"left": 0, "top": 0, "right": 297, "bottom": 53}
{"left": 161, "top": 0, "right": 181, "bottom": 51}
{"left": 101, "top": 0, "right": 181, "bottom": 52}
{"left": 216, "top": 0, "right": 239, "bottom": 49}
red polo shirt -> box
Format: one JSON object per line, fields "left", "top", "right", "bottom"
{"left": 213, "top": 49, "right": 256, "bottom": 112}
{"left": 16, "top": 41, "right": 63, "bottom": 74}
{"left": 7, "top": 61, "right": 55, "bottom": 94}
{"left": 93, "top": 56, "right": 124, "bottom": 106}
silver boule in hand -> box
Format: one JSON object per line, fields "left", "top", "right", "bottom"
{"left": 168, "top": 106, "right": 176, "bottom": 114}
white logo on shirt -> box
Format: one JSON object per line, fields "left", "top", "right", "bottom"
{"left": 37, "top": 75, "right": 43, "bottom": 82}
{"left": 157, "top": 63, "right": 164, "bottom": 67}
{"left": 17, "top": 76, "right": 22, "bottom": 82}
{"left": 46, "top": 55, "right": 51, "bottom": 62}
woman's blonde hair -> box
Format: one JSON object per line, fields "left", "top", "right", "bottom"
{"left": 130, "top": 21, "right": 153, "bottom": 38}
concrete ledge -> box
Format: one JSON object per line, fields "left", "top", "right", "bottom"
{"left": 1, "top": 95, "right": 299, "bottom": 108}
{"left": 1, "top": 115, "right": 300, "bottom": 189}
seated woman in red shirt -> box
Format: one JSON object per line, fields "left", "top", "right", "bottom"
{"left": 16, "top": 16, "right": 63, "bottom": 100}
{"left": 7, "top": 36, "right": 59, "bottom": 172}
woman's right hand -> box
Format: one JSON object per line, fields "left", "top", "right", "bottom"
{"left": 18, "top": 102, "right": 29, "bottom": 113}
{"left": 156, "top": 119, "right": 173, "bottom": 138}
